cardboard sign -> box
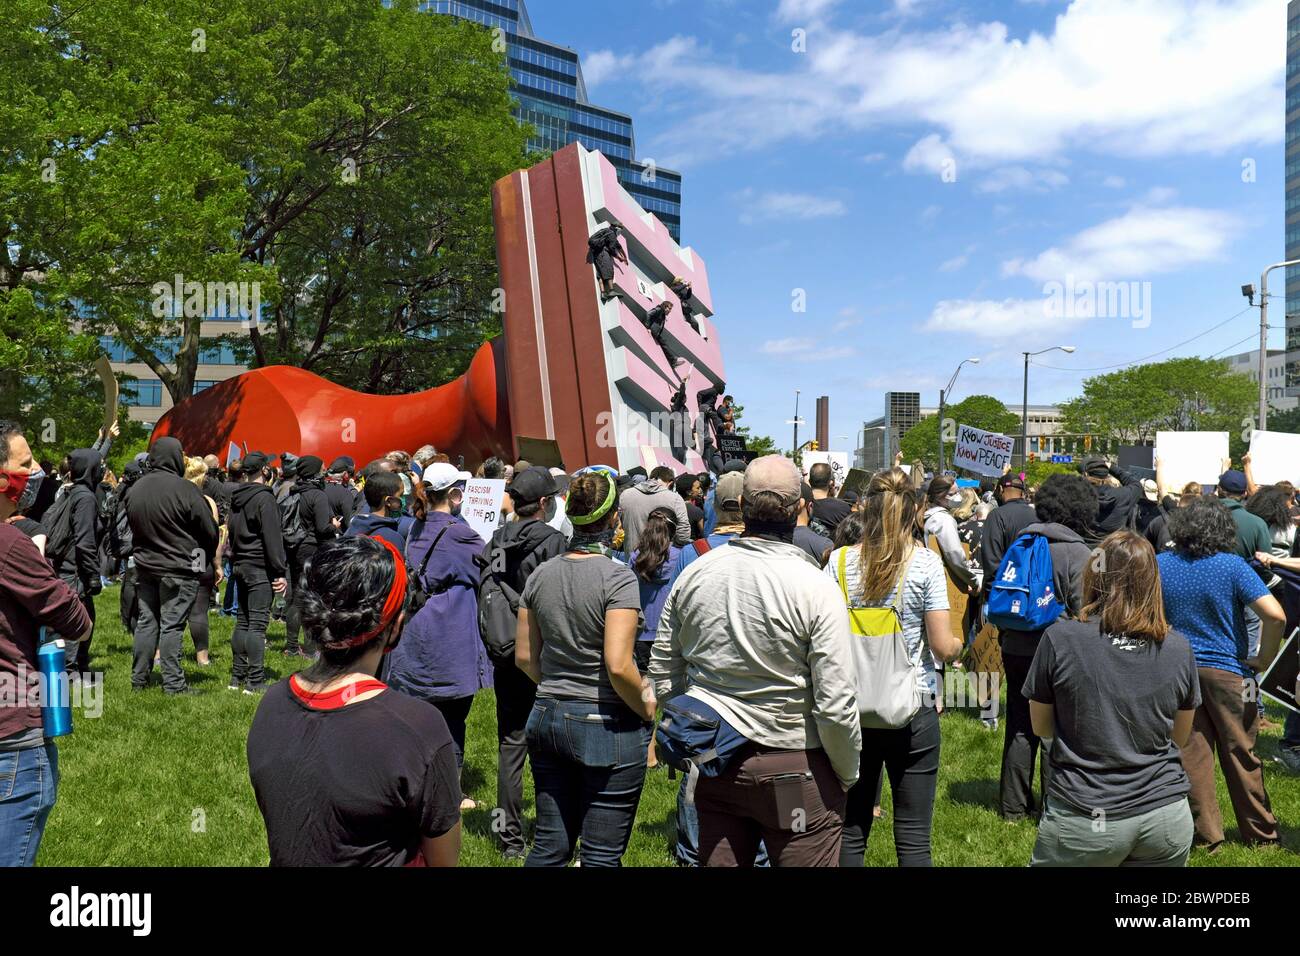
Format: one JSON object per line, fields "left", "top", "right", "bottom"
{"left": 1155, "top": 431, "right": 1228, "bottom": 489}
{"left": 94, "top": 356, "right": 118, "bottom": 432}
{"left": 839, "top": 467, "right": 871, "bottom": 498}
{"left": 1248, "top": 430, "right": 1300, "bottom": 488}
{"left": 225, "top": 442, "right": 241, "bottom": 469}
{"left": 953, "top": 424, "right": 1014, "bottom": 478}
{"left": 1259, "top": 628, "right": 1299, "bottom": 715}
{"left": 515, "top": 436, "right": 565, "bottom": 470}
{"left": 718, "top": 435, "right": 747, "bottom": 459}
{"left": 460, "top": 478, "right": 507, "bottom": 544}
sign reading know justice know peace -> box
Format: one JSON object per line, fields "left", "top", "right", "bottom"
{"left": 953, "top": 424, "right": 1014, "bottom": 478}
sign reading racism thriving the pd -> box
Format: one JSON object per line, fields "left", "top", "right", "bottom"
{"left": 953, "top": 424, "right": 1014, "bottom": 478}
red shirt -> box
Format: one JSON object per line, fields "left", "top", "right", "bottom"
{"left": 0, "top": 523, "right": 91, "bottom": 741}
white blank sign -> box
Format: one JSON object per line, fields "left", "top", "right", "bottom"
{"left": 1248, "top": 430, "right": 1300, "bottom": 488}
{"left": 1155, "top": 431, "right": 1228, "bottom": 489}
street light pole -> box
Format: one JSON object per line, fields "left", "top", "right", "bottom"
{"left": 1021, "top": 346, "right": 1076, "bottom": 469}
{"left": 1255, "top": 259, "right": 1300, "bottom": 432}
{"left": 792, "top": 390, "right": 801, "bottom": 457}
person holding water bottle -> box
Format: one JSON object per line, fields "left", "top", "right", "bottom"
{"left": 0, "top": 419, "right": 93, "bottom": 866}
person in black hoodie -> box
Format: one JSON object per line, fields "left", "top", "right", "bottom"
{"left": 323, "top": 456, "right": 358, "bottom": 533}
{"left": 978, "top": 474, "right": 1037, "bottom": 592}
{"left": 477, "top": 466, "right": 568, "bottom": 859}
{"left": 226, "top": 452, "right": 289, "bottom": 694}
{"left": 1079, "top": 455, "right": 1144, "bottom": 545}
{"left": 283, "top": 455, "right": 339, "bottom": 657}
{"left": 51, "top": 448, "right": 105, "bottom": 678}
{"left": 343, "top": 471, "right": 408, "bottom": 550}
{"left": 126, "top": 437, "right": 219, "bottom": 695}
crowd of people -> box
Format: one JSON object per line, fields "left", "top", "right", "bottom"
{"left": 1, "top": 411, "right": 1297, "bottom": 867}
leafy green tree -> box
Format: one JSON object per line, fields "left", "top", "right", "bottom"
{"left": 1060, "top": 358, "right": 1257, "bottom": 445}
{"left": 730, "top": 402, "right": 779, "bottom": 458}
{"left": 2, "top": 0, "right": 531, "bottom": 409}
{"left": 899, "top": 395, "right": 1020, "bottom": 471}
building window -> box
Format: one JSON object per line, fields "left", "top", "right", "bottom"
{"left": 123, "top": 380, "right": 163, "bottom": 407}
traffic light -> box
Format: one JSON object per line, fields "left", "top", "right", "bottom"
{"left": 1028, "top": 453, "right": 1037, "bottom": 463}
{"left": 809, "top": 440, "right": 819, "bottom": 451}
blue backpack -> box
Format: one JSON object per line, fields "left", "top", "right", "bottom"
{"left": 986, "top": 532, "right": 1063, "bottom": 632}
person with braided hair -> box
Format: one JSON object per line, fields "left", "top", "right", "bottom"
{"left": 246, "top": 535, "right": 463, "bottom": 866}
{"left": 515, "top": 470, "right": 656, "bottom": 866}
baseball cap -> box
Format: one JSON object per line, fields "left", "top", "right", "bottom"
{"left": 1218, "top": 470, "right": 1247, "bottom": 495}
{"left": 509, "top": 465, "right": 559, "bottom": 504}
{"left": 424, "top": 461, "right": 472, "bottom": 492}
{"left": 722, "top": 458, "right": 747, "bottom": 474}
{"left": 716, "top": 472, "right": 744, "bottom": 509}
{"left": 998, "top": 473, "right": 1026, "bottom": 491}
{"left": 741, "top": 454, "right": 801, "bottom": 506}
{"left": 1141, "top": 478, "right": 1158, "bottom": 502}
{"left": 328, "top": 455, "right": 355, "bottom": 475}
{"left": 242, "top": 451, "right": 271, "bottom": 474}
{"left": 1081, "top": 456, "right": 1110, "bottom": 478}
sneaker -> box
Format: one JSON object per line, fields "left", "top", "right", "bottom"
{"left": 226, "top": 681, "right": 242, "bottom": 692}
{"left": 1278, "top": 747, "right": 1300, "bottom": 774}
{"left": 242, "top": 683, "right": 267, "bottom": 696}
{"left": 502, "top": 845, "right": 526, "bottom": 861}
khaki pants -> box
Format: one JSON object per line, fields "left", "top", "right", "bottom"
{"left": 1179, "top": 667, "right": 1279, "bottom": 846}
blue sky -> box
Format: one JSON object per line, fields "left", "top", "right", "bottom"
{"left": 530, "top": 0, "right": 1286, "bottom": 451}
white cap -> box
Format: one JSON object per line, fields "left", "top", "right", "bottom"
{"left": 423, "top": 462, "right": 472, "bottom": 492}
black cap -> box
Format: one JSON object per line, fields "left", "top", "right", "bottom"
{"left": 999, "top": 473, "right": 1026, "bottom": 490}
{"left": 723, "top": 458, "right": 746, "bottom": 473}
{"left": 627, "top": 466, "right": 648, "bottom": 479}
{"left": 508, "top": 465, "right": 559, "bottom": 504}
{"left": 328, "top": 455, "right": 355, "bottom": 475}
{"left": 1081, "top": 456, "right": 1110, "bottom": 478}
{"left": 295, "top": 455, "right": 323, "bottom": 480}
{"left": 242, "top": 451, "right": 271, "bottom": 474}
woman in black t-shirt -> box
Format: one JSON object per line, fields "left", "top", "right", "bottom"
{"left": 246, "top": 536, "right": 462, "bottom": 866}
{"left": 1023, "top": 530, "right": 1199, "bottom": 867}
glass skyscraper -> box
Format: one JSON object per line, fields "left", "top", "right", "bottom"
{"left": 1287, "top": 0, "right": 1300, "bottom": 390}
{"left": 424, "top": 0, "right": 684, "bottom": 241}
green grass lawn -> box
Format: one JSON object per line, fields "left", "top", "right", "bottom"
{"left": 37, "top": 585, "right": 1300, "bottom": 866}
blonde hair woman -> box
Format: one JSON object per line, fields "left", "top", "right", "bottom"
{"left": 182, "top": 456, "right": 223, "bottom": 666}
{"left": 826, "top": 467, "right": 963, "bottom": 867}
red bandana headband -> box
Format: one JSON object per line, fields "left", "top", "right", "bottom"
{"left": 328, "top": 536, "right": 408, "bottom": 648}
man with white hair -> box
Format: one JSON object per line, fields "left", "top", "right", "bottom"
{"left": 651, "top": 455, "right": 861, "bottom": 867}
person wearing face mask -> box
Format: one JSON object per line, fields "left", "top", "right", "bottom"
{"left": 384, "top": 462, "right": 490, "bottom": 808}
{"left": 226, "top": 453, "right": 289, "bottom": 695}
{"left": 922, "top": 476, "right": 979, "bottom": 596}
{"left": 282, "top": 455, "right": 340, "bottom": 658}
{"left": 0, "top": 420, "right": 93, "bottom": 866}
{"left": 246, "top": 535, "right": 462, "bottom": 866}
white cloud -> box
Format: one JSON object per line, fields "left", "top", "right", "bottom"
{"left": 924, "top": 297, "right": 1083, "bottom": 338}
{"left": 902, "top": 134, "right": 954, "bottom": 176}
{"left": 761, "top": 337, "right": 811, "bottom": 355}
{"left": 1145, "top": 186, "right": 1178, "bottom": 204}
{"left": 1102, "top": 175, "right": 1127, "bottom": 189}
{"left": 792, "top": 345, "right": 858, "bottom": 361}
{"left": 863, "top": 151, "right": 887, "bottom": 163}
{"left": 1001, "top": 205, "right": 1239, "bottom": 283}
{"left": 581, "top": 50, "right": 633, "bottom": 89}
{"left": 975, "top": 166, "right": 1069, "bottom": 194}
{"left": 736, "top": 189, "right": 847, "bottom": 223}
{"left": 610, "top": 1, "right": 1280, "bottom": 171}
{"left": 833, "top": 316, "right": 864, "bottom": 332}
{"left": 919, "top": 203, "right": 941, "bottom": 224}
{"left": 939, "top": 254, "right": 968, "bottom": 272}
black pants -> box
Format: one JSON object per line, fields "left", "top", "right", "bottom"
{"left": 593, "top": 249, "right": 614, "bottom": 282}
{"left": 119, "top": 564, "right": 138, "bottom": 633}
{"left": 999, "top": 651, "right": 1052, "bottom": 819}
{"left": 432, "top": 696, "right": 475, "bottom": 773}
{"left": 186, "top": 572, "right": 213, "bottom": 656}
{"left": 493, "top": 656, "right": 538, "bottom": 853}
{"left": 132, "top": 573, "right": 198, "bottom": 693}
{"left": 841, "top": 705, "right": 941, "bottom": 867}
{"left": 57, "top": 572, "right": 94, "bottom": 676}
{"left": 283, "top": 547, "right": 314, "bottom": 652}
{"left": 231, "top": 564, "right": 272, "bottom": 688}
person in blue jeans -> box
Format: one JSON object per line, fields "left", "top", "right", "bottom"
{"left": 515, "top": 471, "right": 656, "bottom": 866}
{"left": 0, "top": 419, "right": 93, "bottom": 865}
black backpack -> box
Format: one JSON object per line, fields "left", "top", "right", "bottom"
{"left": 43, "top": 491, "right": 76, "bottom": 566}
{"left": 106, "top": 487, "right": 134, "bottom": 560}
{"left": 280, "top": 489, "right": 309, "bottom": 551}
{"left": 476, "top": 533, "right": 546, "bottom": 661}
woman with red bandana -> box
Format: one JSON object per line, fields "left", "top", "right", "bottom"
{"left": 246, "top": 535, "right": 462, "bottom": 866}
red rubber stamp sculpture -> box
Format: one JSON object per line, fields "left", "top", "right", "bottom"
{"left": 155, "top": 143, "right": 726, "bottom": 473}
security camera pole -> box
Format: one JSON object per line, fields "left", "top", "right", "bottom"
{"left": 1248, "top": 260, "right": 1300, "bottom": 433}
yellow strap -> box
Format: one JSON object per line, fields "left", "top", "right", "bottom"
{"left": 837, "top": 546, "right": 851, "bottom": 603}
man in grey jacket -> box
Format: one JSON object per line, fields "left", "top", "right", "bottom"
{"left": 651, "top": 455, "right": 861, "bottom": 867}
{"left": 618, "top": 465, "right": 691, "bottom": 553}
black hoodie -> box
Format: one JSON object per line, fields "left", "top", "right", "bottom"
{"left": 126, "top": 437, "right": 219, "bottom": 578}
{"left": 228, "top": 482, "right": 289, "bottom": 578}
{"left": 479, "top": 515, "right": 568, "bottom": 597}
{"left": 287, "top": 455, "right": 336, "bottom": 555}
{"left": 55, "top": 448, "right": 104, "bottom": 586}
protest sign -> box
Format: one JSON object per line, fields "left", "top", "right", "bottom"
{"left": 1259, "top": 629, "right": 1299, "bottom": 715}
{"left": 839, "top": 468, "right": 871, "bottom": 498}
{"left": 802, "top": 451, "right": 849, "bottom": 489}
{"left": 1248, "top": 430, "right": 1300, "bottom": 488}
{"left": 94, "top": 355, "right": 118, "bottom": 432}
{"left": 460, "top": 478, "right": 506, "bottom": 544}
{"left": 515, "top": 436, "right": 564, "bottom": 470}
{"left": 952, "top": 424, "right": 1014, "bottom": 478}
{"left": 1155, "top": 431, "right": 1228, "bottom": 489}
{"left": 718, "top": 435, "right": 747, "bottom": 459}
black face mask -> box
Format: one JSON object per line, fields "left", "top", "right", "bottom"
{"left": 743, "top": 519, "right": 796, "bottom": 544}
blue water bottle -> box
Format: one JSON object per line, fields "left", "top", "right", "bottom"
{"left": 37, "top": 629, "right": 73, "bottom": 738}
